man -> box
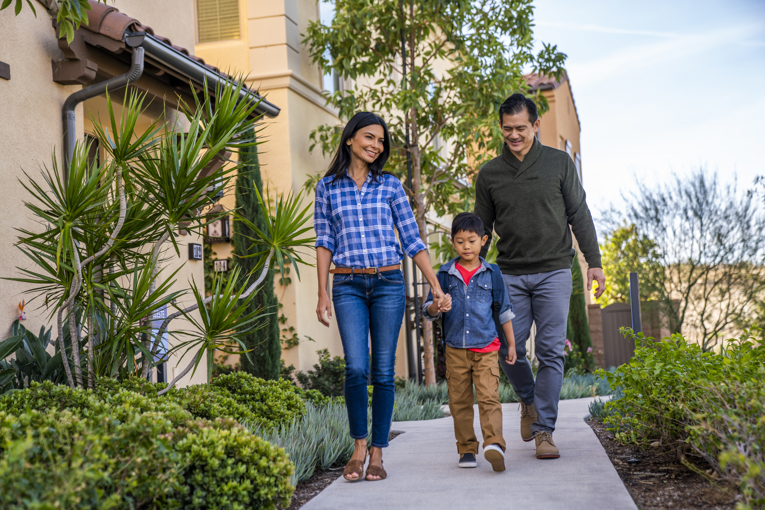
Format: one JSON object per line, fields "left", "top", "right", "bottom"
{"left": 474, "top": 93, "right": 605, "bottom": 459}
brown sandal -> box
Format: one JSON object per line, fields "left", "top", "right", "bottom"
{"left": 365, "top": 460, "right": 387, "bottom": 481}
{"left": 343, "top": 453, "right": 367, "bottom": 482}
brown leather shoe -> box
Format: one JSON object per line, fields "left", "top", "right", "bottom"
{"left": 520, "top": 402, "right": 537, "bottom": 442}
{"left": 535, "top": 431, "right": 560, "bottom": 459}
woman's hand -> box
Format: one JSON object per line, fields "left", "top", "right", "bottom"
{"left": 316, "top": 292, "right": 332, "bottom": 327}
{"left": 438, "top": 293, "right": 452, "bottom": 312}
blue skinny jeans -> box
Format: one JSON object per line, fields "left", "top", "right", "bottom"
{"left": 332, "top": 269, "right": 405, "bottom": 448}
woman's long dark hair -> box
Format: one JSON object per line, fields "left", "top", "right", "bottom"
{"left": 325, "top": 112, "right": 391, "bottom": 184}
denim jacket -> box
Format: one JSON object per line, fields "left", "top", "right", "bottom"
{"left": 423, "top": 257, "right": 515, "bottom": 349}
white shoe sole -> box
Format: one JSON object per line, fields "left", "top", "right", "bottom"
{"left": 458, "top": 461, "right": 477, "bottom": 468}
{"left": 484, "top": 446, "right": 506, "bottom": 472}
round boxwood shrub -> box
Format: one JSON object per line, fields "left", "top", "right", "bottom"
{"left": 210, "top": 372, "right": 306, "bottom": 428}
{"left": 173, "top": 418, "right": 294, "bottom": 509}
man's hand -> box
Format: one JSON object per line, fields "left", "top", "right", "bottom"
{"left": 438, "top": 293, "right": 452, "bottom": 313}
{"left": 587, "top": 267, "right": 606, "bottom": 299}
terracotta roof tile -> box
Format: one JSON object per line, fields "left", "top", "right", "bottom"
{"left": 80, "top": 1, "right": 221, "bottom": 75}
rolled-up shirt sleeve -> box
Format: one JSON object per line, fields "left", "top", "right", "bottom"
{"left": 390, "top": 180, "right": 427, "bottom": 258}
{"left": 314, "top": 179, "right": 335, "bottom": 253}
{"left": 498, "top": 277, "right": 515, "bottom": 325}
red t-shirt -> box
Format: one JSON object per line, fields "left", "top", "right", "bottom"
{"left": 455, "top": 262, "right": 501, "bottom": 353}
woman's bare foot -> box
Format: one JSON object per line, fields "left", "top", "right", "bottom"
{"left": 366, "top": 446, "right": 384, "bottom": 481}
{"left": 344, "top": 439, "right": 368, "bottom": 481}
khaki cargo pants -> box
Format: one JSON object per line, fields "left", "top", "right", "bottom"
{"left": 445, "top": 345, "right": 506, "bottom": 454}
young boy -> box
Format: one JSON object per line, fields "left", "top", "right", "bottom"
{"left": 423, "top": 212, "right": 517, "bottom": 472}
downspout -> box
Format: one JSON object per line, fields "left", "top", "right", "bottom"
{"left": 62, "top": 46, "right": 145, "bottom": 180}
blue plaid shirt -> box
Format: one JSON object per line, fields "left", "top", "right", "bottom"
{"left": 314, "top": 172, "right": 427, "bottom": 268}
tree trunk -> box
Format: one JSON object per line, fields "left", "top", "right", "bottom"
{"left": 410, "top": 119, "right": 436, "bottom": 386}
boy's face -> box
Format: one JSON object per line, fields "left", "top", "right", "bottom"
{"left": 451, "top": 230, "right": 488, "bottom": 263}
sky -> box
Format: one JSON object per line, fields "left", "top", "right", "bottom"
{"left": 531, "top": 0, "right": 765, "bottom": 222}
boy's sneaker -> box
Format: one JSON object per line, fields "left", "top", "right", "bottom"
{"left": 483, "top": 444, "right": 506, "bottom": 472}
{"left": 458, "top": 453, "right": 477, "bottom": 468}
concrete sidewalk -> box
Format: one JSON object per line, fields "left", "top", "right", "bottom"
{"left": 303, "top": 398, "right": 637, "bottom": 510}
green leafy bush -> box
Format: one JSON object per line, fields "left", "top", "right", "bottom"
{"left": 0, "top": 381, "right": 296, "bottom": 509}
{"left": 295, "top": 349, "right": 345, "bottom": 398}
{"left": 602, "top": 328, "right": 765, "bottom": 508}
{"left": 0, "top": 407, "right": 183, "bottom": 509}
{"left": 174, "top": 418, "right": 294, "bottom": 510}
{"left": 211, "top": 372, "right": 306, "bottom": 428}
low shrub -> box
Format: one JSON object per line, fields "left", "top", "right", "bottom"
{"left": 294, "top": 349, "right": 345, "bottom": 398}
{"left": 602, "top": 328, "right": 765, "bottom": 508}
{"left": 211, "top": 372, "right": 306, "bottom": 428}
{"left": 174, "top": 419, "right": 294, "bottom": 510}
{"left": 392, "top": 392, "right": 444, "bottom": 421}
{"left": 0, "top": 407, "right": 183, "bottom": 509}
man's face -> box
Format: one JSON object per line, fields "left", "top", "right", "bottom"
{"left": 500, "top": 109, "right": 540, "bottom": 157}
{"left": 451, "top": 230, "right": 488, "bottom": 264}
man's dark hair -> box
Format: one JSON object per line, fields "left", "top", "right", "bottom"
{"left": 499, "top": 93, "right": 539, "bottom": 125}
{"left": 451, "top": 212, "right": 484, "bottom": 237}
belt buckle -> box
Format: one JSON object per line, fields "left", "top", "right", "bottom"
{"left": 370, "top": 267, "right": 378, "bottom": 274}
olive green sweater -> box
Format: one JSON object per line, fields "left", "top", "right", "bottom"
{"left": 475, "top": 138, "right": 601, "bottom": 275}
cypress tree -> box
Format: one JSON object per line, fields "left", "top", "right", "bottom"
{"left": 567, "top": 254, "right": 594, "bottom": 369}
{"left": 233, "top": 128, "right": 281, "bottom": 380}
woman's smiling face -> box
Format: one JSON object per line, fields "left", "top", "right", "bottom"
{"left": 347, "top": 124, "right": 385, "bottom": 165}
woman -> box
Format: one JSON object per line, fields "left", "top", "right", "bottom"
{"left": 315, "top": 112, "right": 445, "bottom": 481}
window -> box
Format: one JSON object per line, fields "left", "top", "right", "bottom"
{"left": 574, "top": 153, "right": 582, "bottom": 182}
{"left": 197, "top": 0, "right": 240, "bottom": 43}
{"left": 565, "top": 140, "right": 572, "bottom": 157}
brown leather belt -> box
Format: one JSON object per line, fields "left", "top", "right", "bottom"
{"left": 330, "top": 265, "right": 401, "bottom": 275}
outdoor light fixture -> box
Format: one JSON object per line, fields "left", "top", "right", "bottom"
{"left": 206, "top": 215, "right": 230, "bottom": 242}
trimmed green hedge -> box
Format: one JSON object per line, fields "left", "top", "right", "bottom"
{"left": 0, "top": 373, "right": 301, "bottom": 509}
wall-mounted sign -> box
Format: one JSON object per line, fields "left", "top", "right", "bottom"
{"left": 213, "top": 259, "right": 229, "bottom": 272}
{"left": 206, "top": 215, "right": 230, "bottom": 242}
{"left": 188, "top": 243, "right": 203, "bottom": 260}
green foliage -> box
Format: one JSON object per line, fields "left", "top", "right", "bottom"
{"left": 247, "top": 402, "right": 355, "bottom": 486}
{"left": 234, "top": 128, "right": 281, "bottom": 380}
{"left": 601, "top": 328, "right": 765, "bottom": 507}
{"left": 1, "top": 0, "right": 107, "bottom": 45}
{"left": 174, "top": 419, "right": 294, "bottom": 510}
{"left": 0, "top": 380, "right": 298, "bottom": 509}
{"left": 210, "top": 372, "right": 306, "bottom": 428}
{"left": 304, "top": 0, "right": 566, "bottom": 218}
{"left": 295, "top": 349, "right": 346, "bottom": 398}
{"left": 566, "top": 256, "right": 595, "bottom": 372}
{"left": 0, "top": 319, "right": 69, "bottom": 392}
{"left": 597, "top": 224, "right": 663, "bottom": 307}
{"left": 392, "top": 391, "right": 445, "bottom": 421}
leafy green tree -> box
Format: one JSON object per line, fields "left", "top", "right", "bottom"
{"left": 598, "top": 224, "right": 664, "bottom": 307}
{"left": 233, "top": 129, "right": 281, "bottom": 380}
{"left": 304, "top": 0, "right": 566, "bottom": 384}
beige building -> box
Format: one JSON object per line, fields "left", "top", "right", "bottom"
{"left": 0, "top": 0, "right": 278, "bottom": 386}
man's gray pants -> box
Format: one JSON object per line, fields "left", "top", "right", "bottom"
{"left": 499, "top": 269, "right": 571, "bottom": 434}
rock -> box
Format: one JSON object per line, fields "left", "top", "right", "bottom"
{"left": 650, "top": 441, "right": 660, "bottom": 447}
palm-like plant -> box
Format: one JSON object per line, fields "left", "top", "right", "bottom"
{"left": 7, "top": 79, "right": 315, "bottom": 390}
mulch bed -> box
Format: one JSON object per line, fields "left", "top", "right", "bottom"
{"left": 588, "top": 419, "right": 740, "bottom": 509}
{"left": 287, "top": 430, "right": 405, "bottom": 510}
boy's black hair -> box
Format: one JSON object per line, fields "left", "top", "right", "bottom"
{"left": 451, "top": 212, "right": 484, "bottom": 237}
{"left": 499, "top": 93, "right": 539, "bottom": 125}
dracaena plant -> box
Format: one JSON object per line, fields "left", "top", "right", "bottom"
{"left": 7, "top": 80, "right": 315, "bottom": 391}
